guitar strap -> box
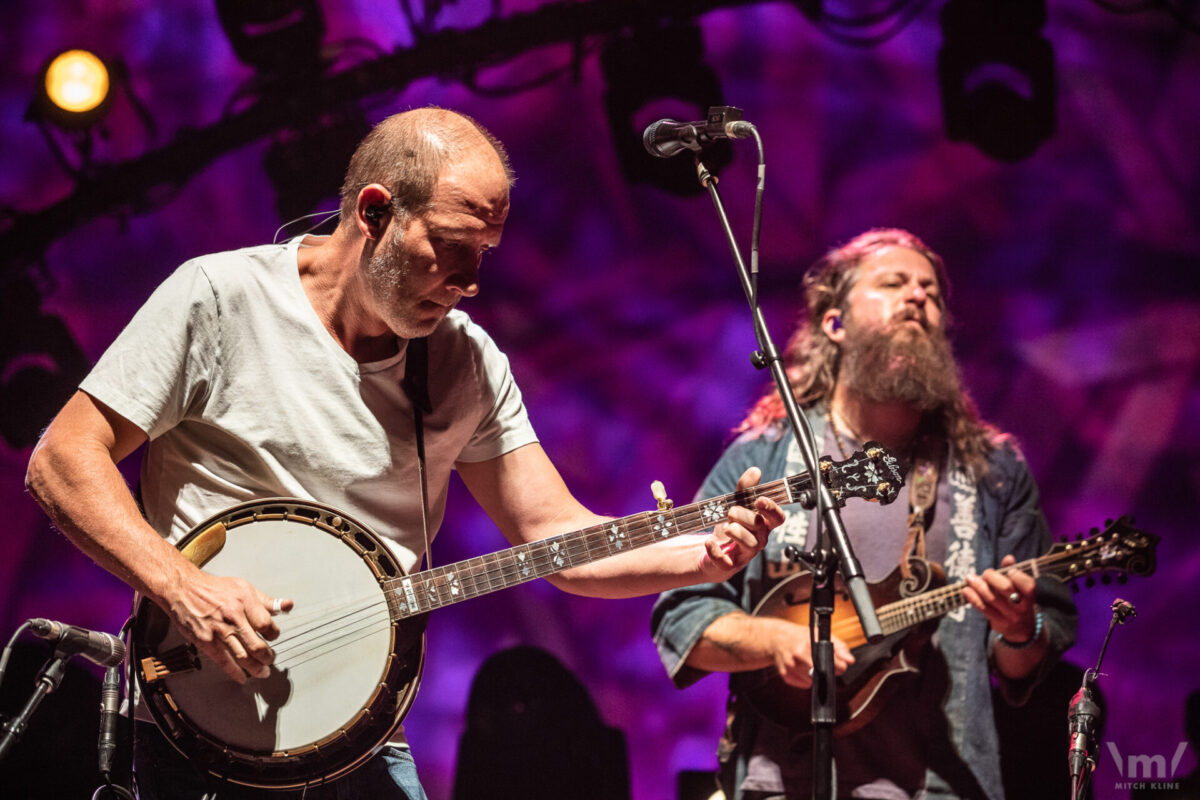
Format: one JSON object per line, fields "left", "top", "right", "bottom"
{"left": 900, "top": 438, "right": 940, "bottom": 581}
{"left": 400, "top": 336, "right": 435, "bottom": 570}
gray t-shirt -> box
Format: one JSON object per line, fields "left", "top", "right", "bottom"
{"left": 81, "top": 236, "right": 538, "bottom": 572}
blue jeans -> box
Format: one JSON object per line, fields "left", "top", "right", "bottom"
{"left": 133, "top": 722, "right": 427, "bottom": 799}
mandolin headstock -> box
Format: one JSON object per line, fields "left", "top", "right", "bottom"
{"left": 1042, "top": 516, "right": 1159, "bottom": 589}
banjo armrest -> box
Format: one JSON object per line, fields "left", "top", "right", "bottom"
{"left": 180, "top": 522, "right": 228, "bottom": 567}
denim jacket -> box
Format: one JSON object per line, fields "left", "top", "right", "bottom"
{"left": 651, "top": 408, "right": 1077, "bottom": 800}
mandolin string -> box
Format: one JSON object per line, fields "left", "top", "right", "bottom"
{"left": 742, "top": 539, "right": 1118, "bottom": 647}
{"left": 872, "top": 542, "right": 1102, "bottom": 631}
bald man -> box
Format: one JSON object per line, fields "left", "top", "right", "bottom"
{"left": 27, "top": 108, "right": 783, "bottom": 798}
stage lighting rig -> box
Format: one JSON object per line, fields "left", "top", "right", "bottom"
{"left": 938, "top": 0, "right": 1056, "bottom": 162}
{"left": 216, "top": 0, "right": 327, "bottom": 78}
{"left": 264, "top": 107, "right": 372, "bottom": 226}
{"left": 0, "top": 271, "right": 90, "bottom": 450}
{"left": 601, "top": 20, "right": 732, "bottom": 196}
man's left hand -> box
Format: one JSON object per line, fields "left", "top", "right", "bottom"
{"left": 963, "top": 554, "right": 1038, "bottom": 643}
{"left": 702, "top": 467, "right": 783, "bottom": 580}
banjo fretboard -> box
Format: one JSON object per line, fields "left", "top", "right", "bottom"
{"left": 384, "top": 444, "right": 902, "bottom": 619}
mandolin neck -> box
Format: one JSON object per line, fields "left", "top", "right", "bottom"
{"left": 875, "top": 559, "right": 1041, "bottom": 635}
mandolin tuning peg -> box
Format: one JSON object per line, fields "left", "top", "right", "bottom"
{"left": 1071, "top": 582, "right": 1080, "bottom": 594}
{"left": 1117, "top": 574, "right": 1128, "bottom": 584}
{"left": 1060, "top": 535, "right": 1069, "bottom": 543}
{"left": 1105, "top": 518, "right": 1113, "bottom": 528}
{"left": 1089, "top": 527, "right": 1099, "bottom": 537}
{"left": 1101, "top": 574, "right": 1112, "bottom": 585}
{"left": 1077, "top": 532, "right": 1085, "bottom": 541}
{"left": 1085, "top": 577, "right": 1096, "bottom": 588}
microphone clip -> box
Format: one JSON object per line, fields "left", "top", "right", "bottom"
{"left": 700, "top": 105, "right": 751, "bottom": 147}
{"left": 642, "top": 105, "right": 754, "bottom": 159}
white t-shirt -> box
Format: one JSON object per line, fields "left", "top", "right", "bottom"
{"left": 81, "top": 236, "right": 538, "bottom": 572}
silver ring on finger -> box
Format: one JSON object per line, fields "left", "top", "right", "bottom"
{"left": 272, "top": 598, "right": 283, "bottom": 614}
{"left": 1008, "top": 591, "right": 1021, "bottom": 604}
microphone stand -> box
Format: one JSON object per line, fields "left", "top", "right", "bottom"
{"left": 0, "top": 644, "right": 70, "bottom": 762}
{"left": 691, "top": 144, "right": 883, "bottom": 800}
{"left": 1068, "top": 598, "right": 1135, "bottom": 800}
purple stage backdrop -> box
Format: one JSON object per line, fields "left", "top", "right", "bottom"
{"left": 2, "top": 2, "right": 1198, "bottom": 799}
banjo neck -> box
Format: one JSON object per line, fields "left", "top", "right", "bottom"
{"left": 386, "top": 444, "right": 903, "bottom": 620}
{"left": 130, "top": 444, "right": 901, "bottom": 790}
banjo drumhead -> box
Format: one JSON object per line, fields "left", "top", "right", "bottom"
{"left": 156, "top": 511, "right": 395, "bottom": 753}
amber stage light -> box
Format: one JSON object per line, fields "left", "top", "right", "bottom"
{"left": 39, "top": 49, "right": 111, "bottom": 124}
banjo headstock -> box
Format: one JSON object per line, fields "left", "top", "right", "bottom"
{"left": 818, "top": 441, "right": 906, "bottom": 506}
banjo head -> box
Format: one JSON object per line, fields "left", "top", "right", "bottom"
{"left": 133, "top": 499, "right": 425, "bottom": 789}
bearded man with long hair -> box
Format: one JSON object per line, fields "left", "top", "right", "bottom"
{"left": 652, "top": 229, "right": 1077, "bottom": 800}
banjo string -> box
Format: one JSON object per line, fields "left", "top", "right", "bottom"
{"left": 261, "top": 536, "right": 612, "bottom": 667}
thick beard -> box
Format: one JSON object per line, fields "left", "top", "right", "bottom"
{"left": 839, "top": 318, "right": 962, "bottom": 412}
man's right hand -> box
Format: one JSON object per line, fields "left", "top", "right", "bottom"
{"left": 26, "top": 391, "right": 296, "bottom": 685}
{"left": 762, "top": 617, "right": 855, "bottom": 689}
{"left": 163, "top": 571, "right": 293, "bottom": 684}
{"left": 688, "top": 612, "right": 855, "bottom": 686}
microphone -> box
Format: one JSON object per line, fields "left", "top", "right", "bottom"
{"left": 1067, "top": 682, "right": 1100, "bottom": 788}
{"left": 98, "top": 665, "right": 120, "bottom": 774}
{"left": 28, "top": 618, "right": 126, "bottom": 668}
{"left": 643, "top": 105, "right": 755, "bottom": 158}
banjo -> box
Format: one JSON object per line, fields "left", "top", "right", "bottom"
{"left": 132, "top": 445, "right": 903, "bottom": 789}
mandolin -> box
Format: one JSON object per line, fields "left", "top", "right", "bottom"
{"left": 730, "top": 516, "right": 1159, "bottom": 736}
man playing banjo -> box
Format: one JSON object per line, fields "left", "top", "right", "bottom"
{"left": 26, "top": 107, "right": 784, "bottom": 798}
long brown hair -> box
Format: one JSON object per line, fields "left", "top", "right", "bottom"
{"left": 739, "top": 228, "right": 1002, "bottom": 476}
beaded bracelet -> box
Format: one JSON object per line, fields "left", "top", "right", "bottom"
{"left": 997, "top": 608, "right": 1044, "bottom": 650}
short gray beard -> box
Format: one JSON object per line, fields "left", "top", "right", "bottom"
{"left": 365, "top": 223, "right": 407, "bottom": 286}
{"left": 362, "top": 224, "right": 429, "bottom": 337}
{"left": 838, "top": 318, "right": 962, "bottom": 412}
